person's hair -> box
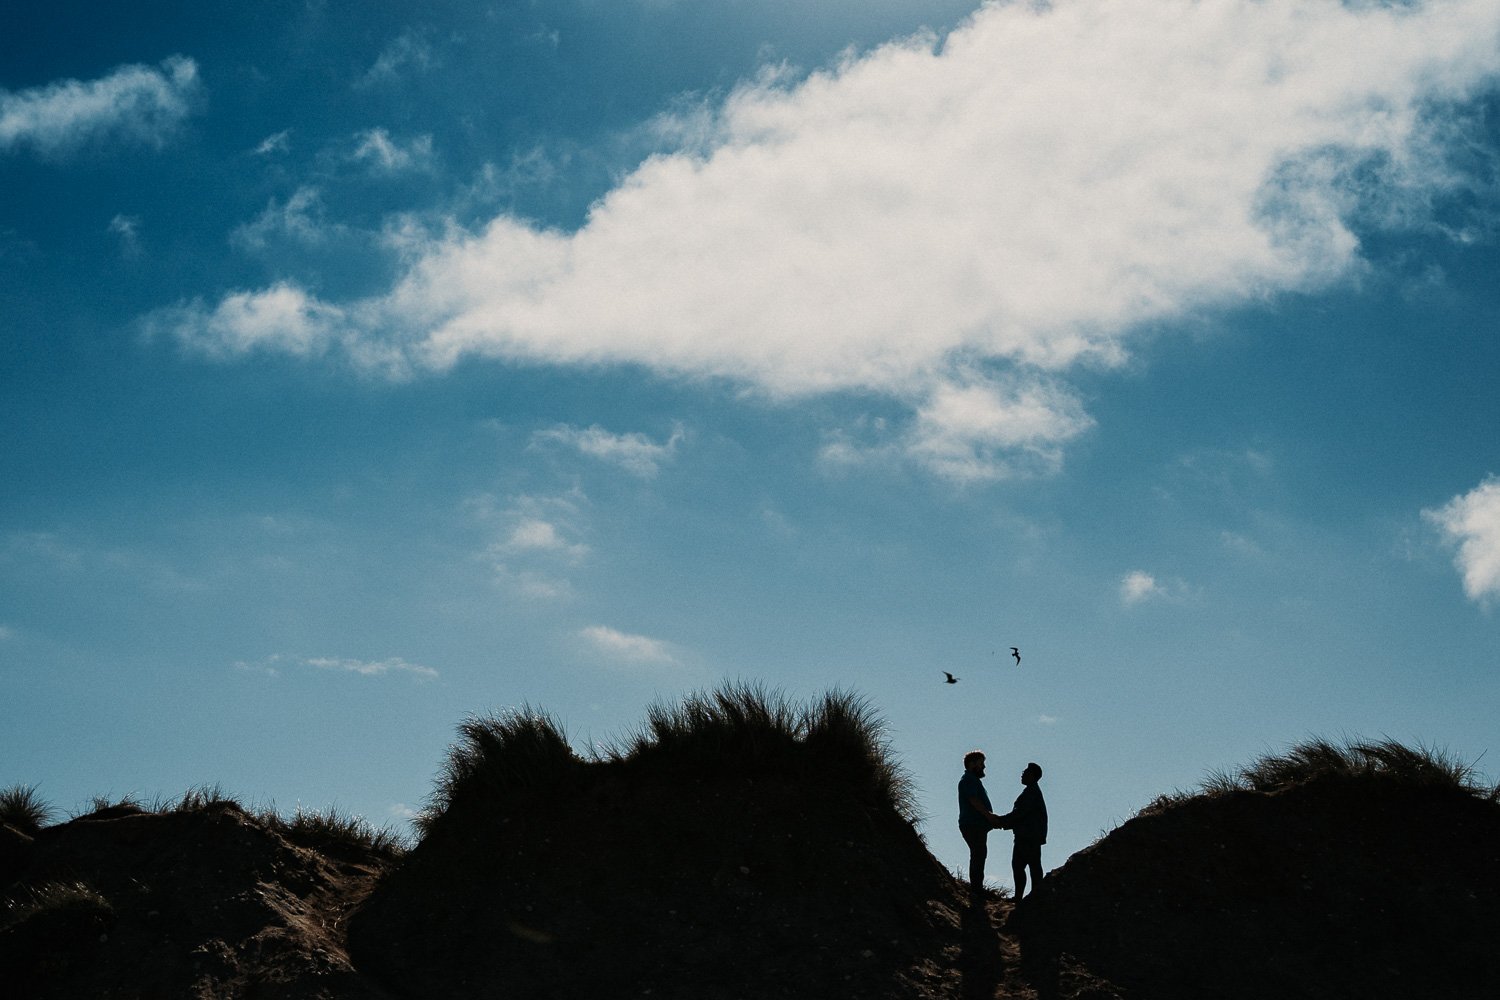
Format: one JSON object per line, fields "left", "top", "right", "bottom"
{"left": 963, "top": 750, "right": 985, "bottom": 768}
{"left": 1025, "top": 761, "right": 1043, "bottom": 780}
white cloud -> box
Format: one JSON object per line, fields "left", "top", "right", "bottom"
{"left": 501, "top": 517, "right": 589, "bottom": 560}
{"left": 253, "top": 129, "right": 291, "bottom": 156}
{"left": 0, "top": 625, "right": 14, "bottom": 641}
{"left": 235, "top": 653, "right": 438, "bottom": 679}
{"left": 1424, "top": 476, "right": 1500, "bottom": 605}
{"left": 306, "top": 656, "right": 439, "bottom": 680}
{"left": 231, "top": 187, "right": 334, "bottom": 251}
{"left": 531, "top": 423, "right": 685, "bottom": 477}
{"left": 469, "top": 492, "right": 590, "bottom": 599}
{"left": 109, "top": 214, "right": 142, "bottom": 258}
{"left": 1219, "top": 531, "right": 1265, "bottom": 560}
{"left": 1038, "top": 714, "right": 1059, "bottom": 726}
{"left": 351, "top": 128, "right": 435, "bottom": 174}
{"left": 159, "top": 1, "right": 1500, "bottom": 472}
{"left": 1120, "top": 570, "right": 1166, "bottom": 606}
{"left": 902, "top": 375, "right": 1095, "bottom": 481}
{"left": 1, "top": 56, "right": 201, "bottom": 157}
{"left": 146, "top": 282, "right": 349, "bottom": 360}
{"left": 820, "top": 375, "right": 1092, "bottom": 480}
{"left": 358, "top": 31, "right": 438, "bottom": 88}
{"left": 579, "top": 625, "right": 678, "bottom": 666}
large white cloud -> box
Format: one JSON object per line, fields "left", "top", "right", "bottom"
{"left": 162, "top": 0, "right": 1500, "bottom": 476}
{"left": 1425, "top": 477, "right": 1500, "bottom": 605}
{"left": 0, "top": 56, "right": 201, "bottom": 156}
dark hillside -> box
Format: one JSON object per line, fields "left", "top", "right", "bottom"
{"left": 347, "top": 687, "right": 974, "bottom": 999}
{"left": 0, "top": 795, "right": 398, "bottom": 999}
{"left": 1018, "top": 740, "right": 1500, "bottom": 1000}
{"left": 5, "top": 709, "right": 1496, "bottom": 999}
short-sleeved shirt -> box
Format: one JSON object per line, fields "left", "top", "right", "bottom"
{"left": 958, "top": 771, "right": 991, "bottom": 828}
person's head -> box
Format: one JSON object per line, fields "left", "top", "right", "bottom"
{"left": 1021, "top": 761, "right": 1043, "bottom": 785}
{"left": 963, "top": 750, "right": 986, "bottom": 775}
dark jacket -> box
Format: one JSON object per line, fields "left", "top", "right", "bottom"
{"left": 1001, "top": 783, "right": 1047, "bottom": 844}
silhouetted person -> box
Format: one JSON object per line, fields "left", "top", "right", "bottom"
{"left": 958, "top": 750, "right": 1004, "bottom": 904}
{"left": 995, "top": 761, "right": 1047, "bottom": 902}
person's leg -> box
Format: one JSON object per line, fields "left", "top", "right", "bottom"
{"left": 960, "top": 824, "right": 988, "bottom": 897}
{"left": 1011, "top": 839, "right": 1028, "bottom": 900}
{"left": 1027, "top": 845, "right": 1044, "bottom": 892}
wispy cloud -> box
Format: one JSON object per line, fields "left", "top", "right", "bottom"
{"left": 820, "top": 376, "right": 1093, "bottom": 481}
{"left": 1424, "top": 476, "right": 1500, "bottom": 606}
{"left": 235, "top": 653, "right": 438, "bottom": 680}
{"left": 1120, "top": 570, "right": 1167, "bottom": 606}
{"left": 1, "top": 55, "right": 201, "bottom": 157}
{"left": 0, "top": 625, "right": 14, "bottom": 641}
{"left": 469, "top": 491, "right": 590, "bottom": 599}
{"left": 579, "top": 625, "right": 678, "bottom": 666}
{"left": 156, "top": 1, "right": 1500, "bottom": 475}
{"left": 350, "top": 128, "right": 435, "bottom": 174}
{"left": 146, "top": 282, "right": 350, "bottom": 360}
{"left": 306, "top": 656, "right": 439, "bottom": 680}
{"left": 253, "top": 129, "right": 291, "bottom": 156}
{"left": 109, "top": 214, "right": 142, "bottom": 258}
{"left": 230, "top": 187, "right": 336, "bottom": 252}
{"left": 500, "top": 517, "right": 588, "bottom": 559}
{"left": 531, "top": 423, "right": 685, "bottom": 477}
{"left": 357, "top": 31, "right": 438, "bottom": 88}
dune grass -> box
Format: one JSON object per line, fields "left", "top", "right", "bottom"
{"left": 1134, "top": 737, "right": 1496, "bottom": 820}
{"left": 0, "top": 784, "right": 53, "bottom": 834}
{"left": 1199, "top": 737, "right": 1496, "bottom": 798}
{"left": 0, "top": 880, "right": 112, "bottom": 933}
{"left": 419, "top": 683, "right": 918, "bottom": 834}
{"left": 604, "top": 682, "right": 804, "bottom": 766}
{"left": 269, "top": 804, "right": 407, "bottom": 855}
{"left": 596, "top": 683, "right": 915, "bottom": 820}
{"left": 417, "top": 704, "right": 578, "bottom": 835}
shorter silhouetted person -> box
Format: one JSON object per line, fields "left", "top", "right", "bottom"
{"left": 994, "top": 761, "right": 1047, "bottom": 902}
{"left": 958, "top": 750, "right": 1005, "bottom": 903}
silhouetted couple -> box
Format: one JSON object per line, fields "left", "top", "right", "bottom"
{"left": 958, "top": 752, "right": 1047, "bottom": 905}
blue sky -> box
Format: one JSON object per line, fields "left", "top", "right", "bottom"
{"left": 3, "top": 0, "right": 1499, "bottom": 886}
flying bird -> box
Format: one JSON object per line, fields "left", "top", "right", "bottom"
{"left": 942, "top": 671, "right": 960, "bottom": 684}
{"left": 1010, "top": 647, "right": 1021, "bottom": 666}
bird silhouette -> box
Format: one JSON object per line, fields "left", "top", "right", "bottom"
{"left": 1010, "top": 647, "right": 1021, "bottom": 666}
{"left": 943, "top": 671, "right": 960, "bottom": 684}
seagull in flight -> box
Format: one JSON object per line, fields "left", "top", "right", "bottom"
{"left": 1010, "top": 647, "right": 1021, "bottom": 666}
{"left": 942, "top": 671, "right": 960, "bottom": 684}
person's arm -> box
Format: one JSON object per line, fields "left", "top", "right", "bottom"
{"left": 967, "top": 793, "right": 996, "bottom": 819}
{"left": 1006, "top": 787, "right": 1037, "bottom": 829}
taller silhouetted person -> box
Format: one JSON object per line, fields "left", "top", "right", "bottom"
{"left": 957, "top": 749, "right": 1004, "bottom": 905}
{"left": 996, "top": 761, "right": 1047, "bottom": 902}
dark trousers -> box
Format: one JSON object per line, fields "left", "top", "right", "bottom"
{"left": 1012, "top": 838, "right": 1043, "bottom": 899}
{"left": 960, "top": 823, "right": 989, "bottom": 894}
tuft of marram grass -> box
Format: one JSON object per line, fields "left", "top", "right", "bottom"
{"left": 419, "top": 704, "right": 578, "bottom": 835}
{"left": 0, "top": 880, "right": 112, "bottom": 933}
{"left": 269, "top": 804, "right": 407, "bottom": 856}
{"left": 172, "top": 783, "right": 243, "bottom": 813}
{"left": 423, "top": 683, "right": 921, "bottom": 830}
{"left": 804, "top": 689, "right": 918, "bottom": 822}
{"left": 1204, "top": 737, "right": 1490, "bottom": 796}
{"left": 609, "top": 681, "right": 803, "bottom": 766}
{"left": 0, "top": 784, "right": 53, "bottom": 834}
